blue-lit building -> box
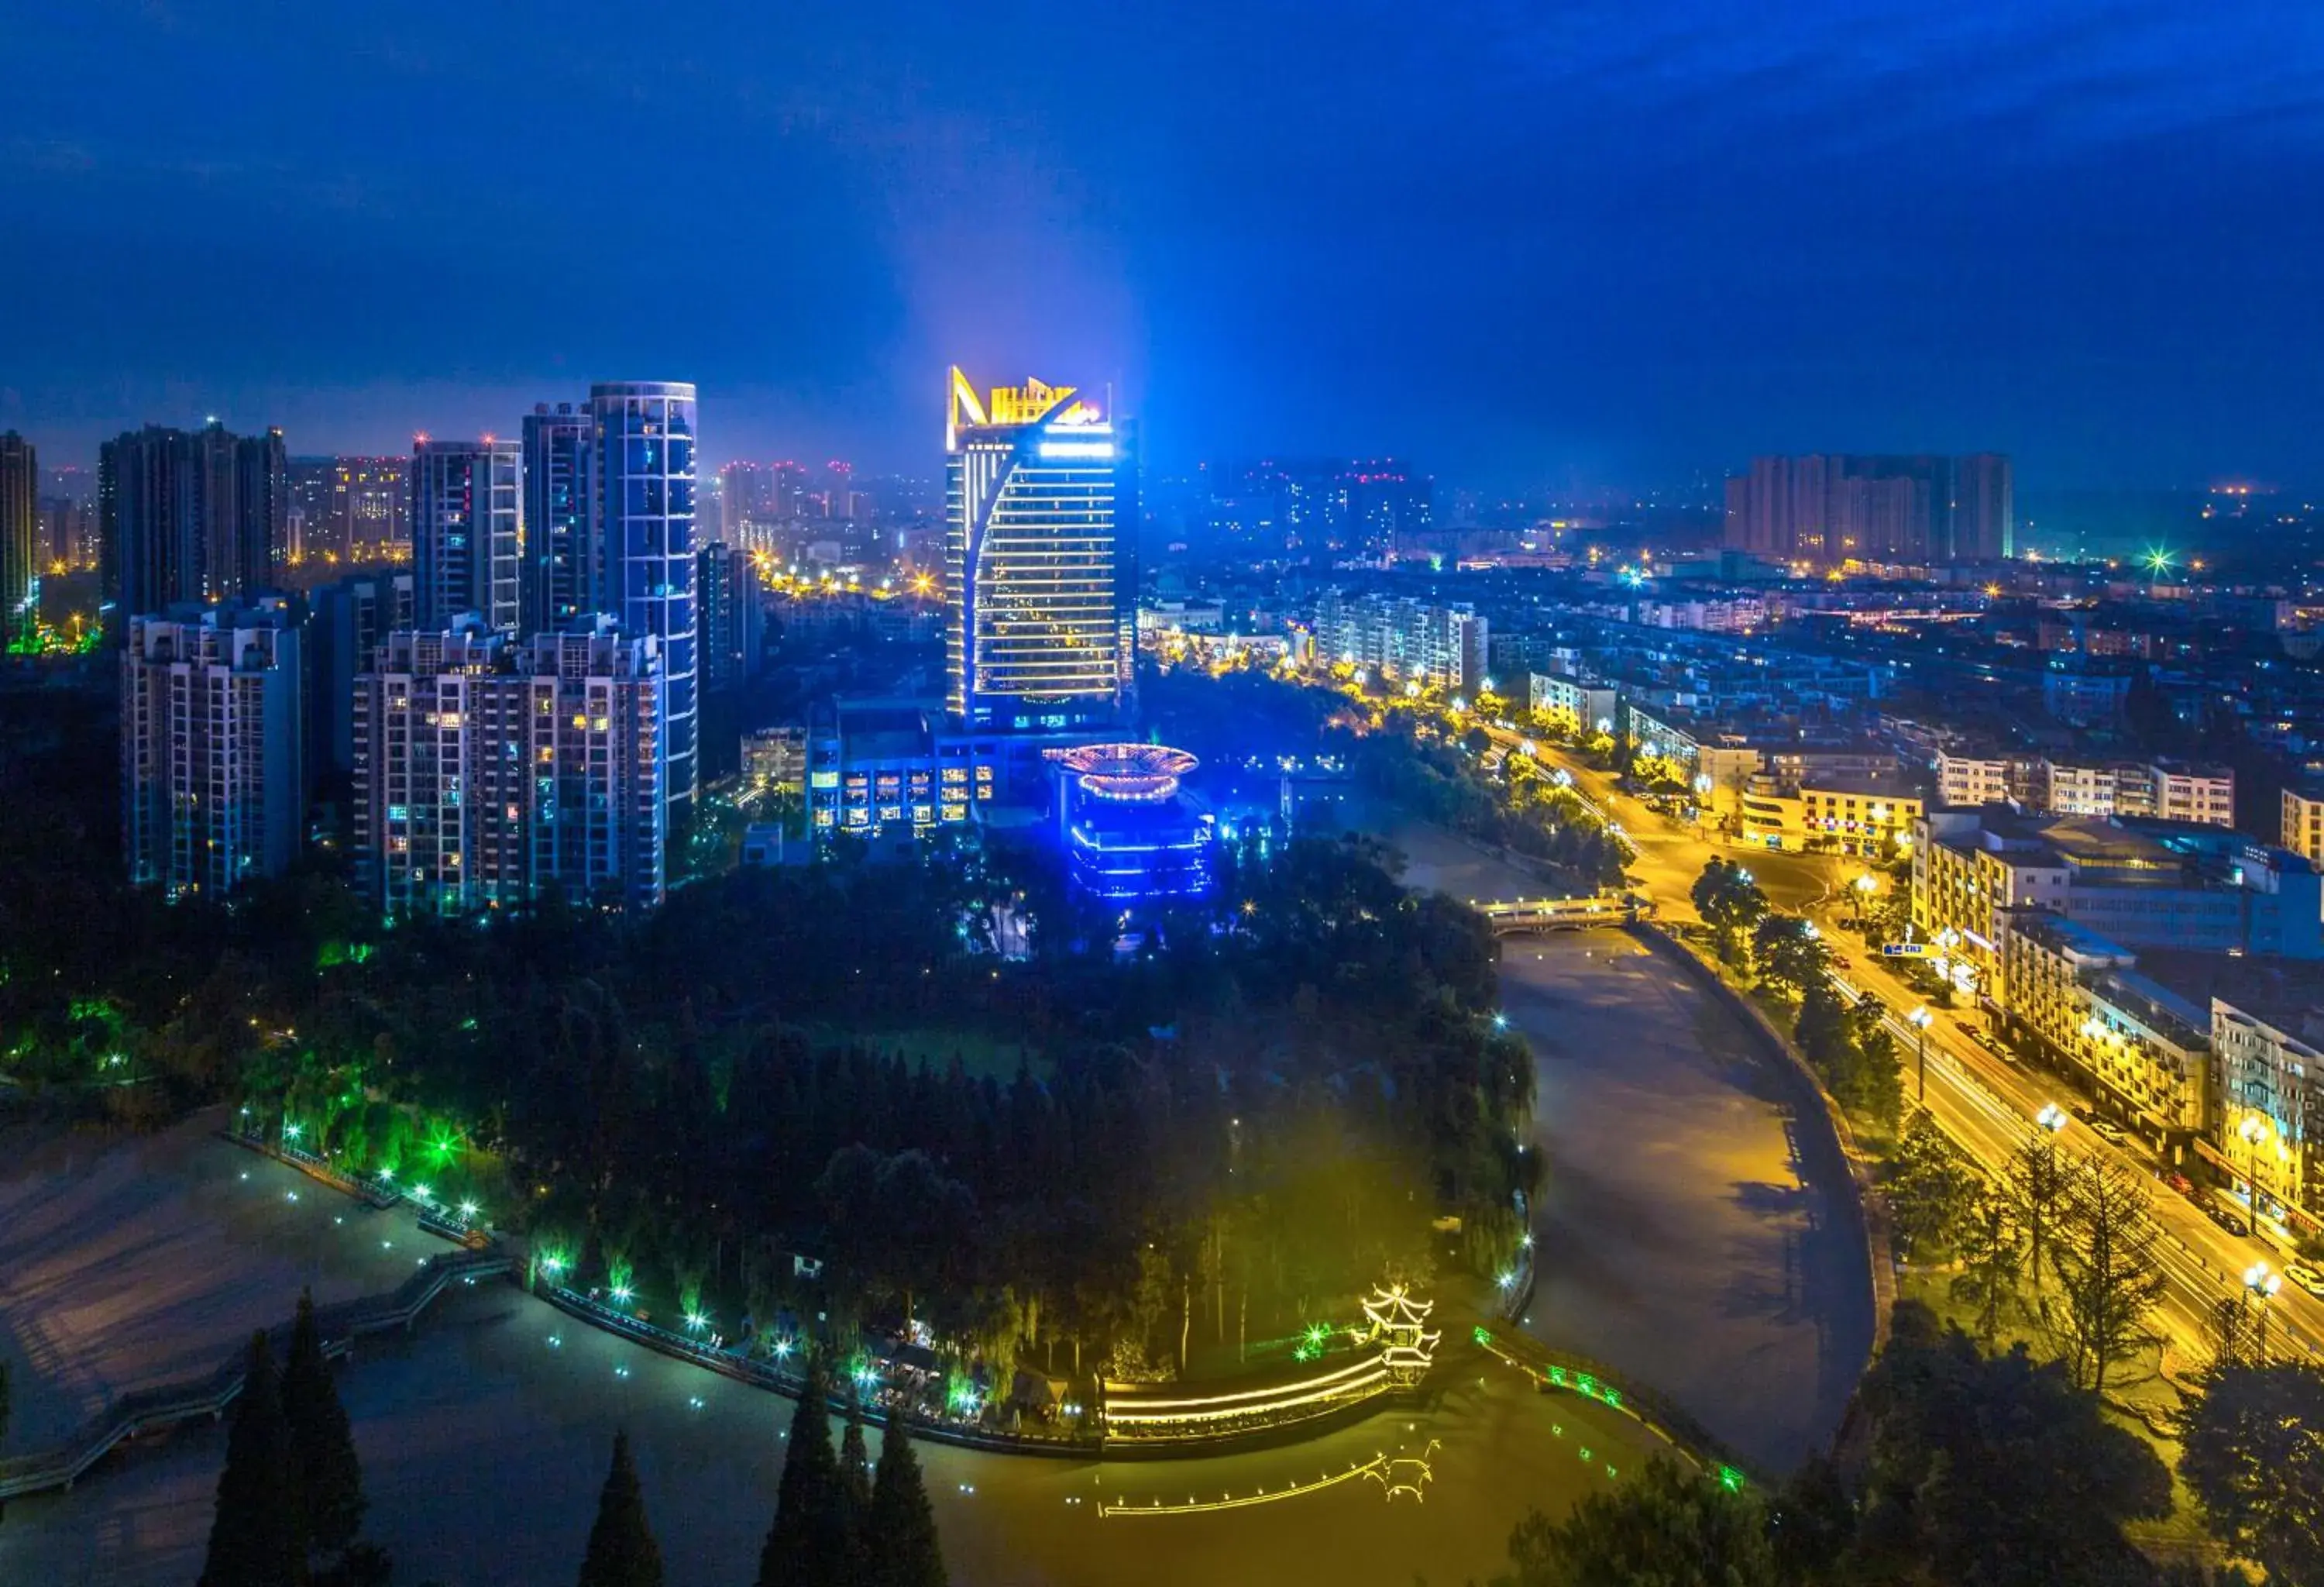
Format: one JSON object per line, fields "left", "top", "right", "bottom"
{"left": 522, "top": 401, "right": 590, "bottom": 637}
{"left": 589, "top": 380, "right": 699, "bottom": 813}
{"left": 1050, "top": 742, "right": 1214, "bottom": 904}
{"left": 945, "top": 370, "right": 1136, "bottom": 735}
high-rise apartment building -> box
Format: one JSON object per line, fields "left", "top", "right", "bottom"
{"left": 351, "top": 618, "right": 665, "bottom": 918}
{"left": 587, "top": 381, "right": 699, "bottom": 812}
{"left": 411, "top": 437, "right": 521, "bottom": 633}
{"left": 121, "top": 601, "right": 304, "bottom": 899}
{"left": 1723, "top": 454, "right": 2013, "bottom": 566}
{"left": 1, "top": 432, "right": 35, "bottom": 650}
{"left": 100, "top": 422, "right": 289, "bottom": 618}
{"left": 287, "top": 456, "right": 340, "bottom": 565}
{"left": 309, "top": 570, "right": 414, "bottom": 783}
{"left": 522, "top": 402, "right": 591, "bottom": 636}
{"left": 944, "top": 369, "right": 1136, "bottom": 734}
{"left": 338, "top": 456, "right": 412, "bottom": 559}
{"left": 696, "top": 541, "right": 761, "bottom": 695}
{"left": 1312, "top": 588, "right": 1488, "bottom": 692}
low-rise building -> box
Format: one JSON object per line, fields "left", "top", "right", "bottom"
{"left": 2281, "top": 783, "right": 2324, "bottom": 867}
{"left": 1936, "top": 751, "right": 2011, "bottom": 807}
{"left": 2003, "top": 916, "right": 2209, "bottom": 1155}
{"left": 2211, "top": 1000, "right": 2324, "bottom": 1240}
{"left": 1741, "top": 770, "right": 1923, "bottom": 858}
{"left": 1529, "top": 670, "right": 1619, "bottom": 736}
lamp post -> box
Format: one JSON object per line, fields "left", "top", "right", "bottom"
{"left": 1853, "top": 873, "right": 1877, "bottom": 929}
{"left": 2244, "top": 1261, "right": 2282, "bottom": 1362}
{"left": 1907, "top": 1007, "right": 1934, "bottom": 1100}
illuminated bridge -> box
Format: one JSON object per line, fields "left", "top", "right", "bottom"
{"left": 1473, "top": 893, "right": 1652, "bottom": 935}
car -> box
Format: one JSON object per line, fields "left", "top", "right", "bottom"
{"left": 2164, "top": 1172, "right": 2195, "bottom": 1196}
{"left": 1829, "top": 954, "right": 1853, "bottom": 971}
{"left": 2206, "top": 1205, "right": 2252, "bottom": 1239}
{"left": 2285, "top": 1265, "right": 2324, "bottom": 1300}
{"left": 2087, "top": 1120, "right": 2129, "bottom": 1148}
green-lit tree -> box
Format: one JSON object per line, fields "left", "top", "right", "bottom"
{"left": 2179, "top": 1362, "right": 2324, "bottom": 1586}
{"left": 281, "top": 1289, "right": 366, "bottom": 1564}
{"left": 199, "top": 1332, "right": 304, "bottom": 1587}
{"left": 576, "top": 1430, "right": 662, "bottom": 1587}
{"left": 756, "top": 1361, "right": 857, "bottom": 1587}
{"left": 1494, "top": 1456, "right": 1779, "bottom": 1587}
{"left": 865, "top": 1420, "right": 947, "bottom": 1587}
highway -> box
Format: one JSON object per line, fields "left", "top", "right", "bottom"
{"left": 1470, "top": 714, "right": 2324, "bottom": 1368}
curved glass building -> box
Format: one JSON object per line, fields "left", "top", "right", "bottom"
{"left": 589, "top": 380, "right": 698, "bottom": 813}
{"left": 945, "top": 369, "right": 1136, "bottom": 734}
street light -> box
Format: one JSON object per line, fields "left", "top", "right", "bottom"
{"left": 1907, "top": 1007, "right": 1934, "bottom": 1100}
{"left": 1853, "top": 873, "right": 1877, "bottom": 928}
{"left": 2036, "top": 1103, "right": 2068, "bottom": 1132}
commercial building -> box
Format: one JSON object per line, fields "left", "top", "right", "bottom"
{"left": 121, "top": 601, "right": 304, "bottom": 900}
{"left": 2002, "top": 916, "right": 2210, "bottom": 1155}
{"left": 1, "top": 432, "right": 34, "bottom": 650}
{"left": 521, "top": 402, "right": 591, "bottom": 637}
{"left": 589, "top": 381, "right": 700, "bottom": 812}
{"left": 351, "top": 618, "right": 665, "bottom": 918}
{"left": 100, "top": 422, "right": 290, "bottom": 618}
{"left": 1314, "top": 589, "right": 1487, "bottom": 693}
{"left": 411, "top": 438, "right": 520, "bottom": 634}
{"left": 806, "top": 696, "right": 1004, "bottom": 841}
{"left": 2211, "top": 998, "right": 2324, "bottom": 1239}
{"left": 1741, "top": 771, "right": 1923, "bottom": 858}
{"left": 1912, "top": 808, "right": 2324, "bottom": 1003}
{"left": 1050, "top": 742, "right": 1215, "bottom": 903}
{"left": 945, "top": 370, "right": 1136, "bottom": 734}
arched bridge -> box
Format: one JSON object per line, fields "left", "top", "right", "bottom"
{"left": 1473, "top": 893, "right": 1653, "bottom": 935}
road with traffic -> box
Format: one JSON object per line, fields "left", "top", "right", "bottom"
{"left": 1472, "top": 716, "right": 2324, "bottom": 1368}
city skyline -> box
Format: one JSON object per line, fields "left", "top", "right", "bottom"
{"left": 4, "top": 4, "right": 2322, "bottom": 490}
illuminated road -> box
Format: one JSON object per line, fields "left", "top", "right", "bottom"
{"left": 1484, "top": 723, "right": 2324, "bottom": 1368}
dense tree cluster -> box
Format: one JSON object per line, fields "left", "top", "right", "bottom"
{"left": 1490, "top": 1303, "right": 2264, "bottom": 1587}
{"left": 1, "top": 689, "right": 1532, "bottom": 1397}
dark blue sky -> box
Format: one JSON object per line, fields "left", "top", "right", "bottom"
{"left": 4, "top": 1, "right": 2320, "bottom": 487}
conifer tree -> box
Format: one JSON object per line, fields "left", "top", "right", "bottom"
{"left": 576, "top": 1430, "right": 663, "bottom": 1587}
{"left": 281, "top": 1289, "right": 367, "bottom": 1561}
{"left": 866, "top": 1420, "right": 947, "bottom": 1587}
{"left": 199, "top": 1331, "right": 304, "bottom": 1587}
{"left": 838, "top": 1393, "right": 874, "bottom": 1530}
{"left": 755, "top": 1360, "right": 857, "bottom": 1587}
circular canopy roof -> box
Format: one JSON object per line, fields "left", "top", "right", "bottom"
{"left": 1060, "top": 742, "right": 1199, "bottom": 803}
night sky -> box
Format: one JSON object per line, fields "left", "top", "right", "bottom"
{"left": 4, "top": 1, "right": 2319, "bottom": 487}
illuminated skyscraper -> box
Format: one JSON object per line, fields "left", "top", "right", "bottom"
{"left": 588, "top": 381, "right": 699, "bottom": 812}
{"left": 1, "top": 432, "right": 33, "bottom": 649}
{"left": 944, "top": 369, "right": 1136, "bottom": 733}
{"left": 411, "top": 437, "right": 521, "bottom": 632}
{"left": 522, "top": 401, "right": 591, "bottom": 635}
